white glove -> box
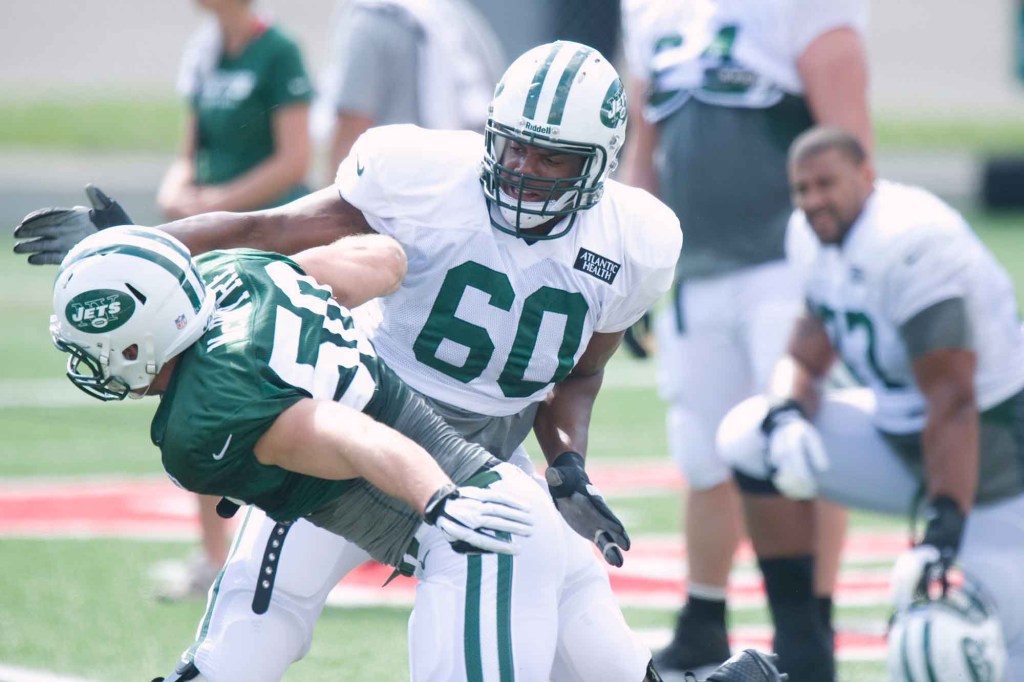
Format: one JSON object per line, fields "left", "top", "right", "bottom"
{"left": 423, "top": 484, "right": 533, "bottom": 555}
{"left": 763, "top": 403, "right": 829, "bottom": 500}
{"left": 890, "top": 544, "right": 941, "bottom": 611}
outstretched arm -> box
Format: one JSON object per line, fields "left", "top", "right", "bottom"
{"left": 13, "top": 185, "right": 374, "bottom": 266}
{"left": 254, "top": 398, "right": 533, "bottom": 555}
{"left": 161, "top": 186, "right": 374, "bottom": 257}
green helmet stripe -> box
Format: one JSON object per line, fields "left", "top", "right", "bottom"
{"left": 64, "top": 244, "right": 203, "bottom": 313}
{"left": 547, "top": 47, "right": 593, "bottom": 125}
{"left": 923, "top": 620, "right": 938, "bottom": 682}
{"left": 522, "top": 43, "right": 562, "bottom": 120}
{"left": 119, "top": 227, "right": 192, "bottom": 262}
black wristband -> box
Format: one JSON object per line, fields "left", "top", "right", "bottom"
{"left": 423, "top": 483, "right": 458, "bottom": 524}
{"left": 921, "top": 494, "right": 966, "bottom": 558}
{"left": 551, "top": 451, "right": 585, "bottom": 470}
{"left": 760, "top": 398, "right": 806, "bottom": 435}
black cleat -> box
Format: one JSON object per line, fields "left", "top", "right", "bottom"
{"left": 653, "top": 606, "right": 731, "bottom": 677}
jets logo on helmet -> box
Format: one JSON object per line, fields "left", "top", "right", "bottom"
{"left": 482, "top": 40, "right": 627, "bottom": 239}
{"left": 65, "top": 289, "right": 136, "bottom": 332}
{"left": 600, "top": 79, "right": 627, "bottom": 129}
{"left": 51, "top": 226, "right": 214, "bottom": 401}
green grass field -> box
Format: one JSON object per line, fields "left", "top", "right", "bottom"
{"left": 1, "top": 100, "right": 1023, "bottom": 680}
{"left": 3, "top": 209, "right": 1023, "bottom": 681}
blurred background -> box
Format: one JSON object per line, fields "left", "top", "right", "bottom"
{"left": 1, "top": 2, "right": 1023, "bottom": 681}
{"left": 0, "top": 0, "right": 1022, "bottom": 226}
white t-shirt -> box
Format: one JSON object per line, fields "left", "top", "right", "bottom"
{"left": 336, "top": 125, "right": 681, "bottom": 415}
{"left": 787, "top": 180, "right": 1024, "bottom": 434}
{"left": 621, "top": 0, "right": 868, "bottom": 118}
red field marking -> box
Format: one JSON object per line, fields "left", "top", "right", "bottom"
{"left": 1, "top": 473, "right": 894, "bottom": 660}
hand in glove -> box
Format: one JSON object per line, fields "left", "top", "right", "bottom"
{"left": 621, "top": 310, "right": 653, "bottom": 360}
{"left": 760, "top": 399, "right": 829, "bottom": 500}
{"left": 13, "top": 184, "right": 133, "bottom": 265}
{"left": 423, "top": 483, "right": 533, "bottom": 555}
{"left": 545, "top": 451, "right": 631, "bottom": 567}
{"left": 890, "top": 495, "right": 965, "bottom": 610}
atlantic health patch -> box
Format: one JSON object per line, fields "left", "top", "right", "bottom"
{"left": 574, "top": 248, "right": 621, "bottom": 284}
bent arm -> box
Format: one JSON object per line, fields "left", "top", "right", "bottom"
{"left": 798, "top": 26, "right": 874, "bottom": 156}
{"left": 292, "top": 234, "right": 407, "bottom": 308}
{"left": 533, "top": 330, "right": 623, "bottom": 464}
{"left": 254, "top": 398, "right": 451, "bottom": 515}
{"left": 769, "top": 309, "right": 836, "bottom": 417}
{"left": 913, "top": 348, "right": 978, "bottom": 514}
{"left": 161, "top": 186, "right": 374, "bottom": 257}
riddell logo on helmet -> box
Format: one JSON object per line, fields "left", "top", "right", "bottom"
{"left": 523, "top": 120, "right": 555, "bottom": 136}
{"left": 65, "top": 289, "right": 135, "bottom": 333}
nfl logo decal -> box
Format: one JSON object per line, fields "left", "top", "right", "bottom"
{"left": 175, "top": 314, "right": 187, "bottom": 330}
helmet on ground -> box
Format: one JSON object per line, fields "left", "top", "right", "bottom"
{"left": 50, "top": 225, "right": 214, "bottom": 400}
{"left": 887, "top": 579, "right": 1006, "bottom": 682}
{"left": 481, "top": 40, "right": 627, "bottom": 239}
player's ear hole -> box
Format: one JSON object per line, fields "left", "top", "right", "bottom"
{"left": 122, "top": 344, "right": 139, "bottom": 361}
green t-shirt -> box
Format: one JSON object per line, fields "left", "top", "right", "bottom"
{"left": 191, "top": 26, "right": 313, "bottom": 207}
{"left": 151, "top": 249, "right": 387, "bottom": 522}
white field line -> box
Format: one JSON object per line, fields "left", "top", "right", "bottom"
{"left": 0, "top": 365, "right": 657, "bottom": 410}
{"left": 0, "top": 359, "right": 662, "bottom": 409}
{"left": 0, "top": 664, "right": 99, "bottom": 682}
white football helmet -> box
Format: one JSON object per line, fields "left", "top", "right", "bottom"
{"left": 481, "top": 40, "right": 627, "bottom": 239}
{"left": 888, "top": 580, "right": 1006, "bottom": 682}
{"left": 50, "top": 225, "right": 215, "bottom": 400}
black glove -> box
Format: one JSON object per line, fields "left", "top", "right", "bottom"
{"left": 693, "top": 649, "right": 788, "bottom": 682}
{"left": 918, "top": 494, "right": 966, "bottom": 596}
{"left": 545, "top": 451, "right": 631, "bottom": 567}
{"left": 13, "top": 184, "right": 133, "bottom": 265}
{"left": 621, "top": 310, "right": 653, "bottom": 359}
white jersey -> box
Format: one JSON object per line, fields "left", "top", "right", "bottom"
{"left": 621, "top": 0, "right": 867, "bottom": 119}
{"left": 336, "top": 125, "right": 681, "bottom": 416}
{"left": 787, "top": 180, "right": 1024, "bottom": 434}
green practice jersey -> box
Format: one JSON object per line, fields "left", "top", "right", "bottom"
{"left": 190, "top": 25, "right": 312, "bottom": 206}
{"left": 152, "top": 249, "right": 384, "bottom": 522}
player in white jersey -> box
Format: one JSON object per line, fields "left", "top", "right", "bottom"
{"left": 716, "top": 127, "right": 1024, "bottom": 681}
{"left": 619, "top": 1, "right": 871, "bottom": 676}
{"left": 14, "top": 42, "right": 788, "bottom": 682}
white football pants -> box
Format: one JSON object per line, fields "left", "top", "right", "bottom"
{"left": 181, "top": 457, "right": 650, "bottom": 681}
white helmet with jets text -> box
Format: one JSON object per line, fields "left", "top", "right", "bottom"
{"left": 51, "top": 225, "right": 215, "bottom": 400}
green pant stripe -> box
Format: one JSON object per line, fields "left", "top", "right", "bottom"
{"left": 464, "top": 555, "right": 484, "bottom": 682}
{"left": 547, "top": 47, "right": 593, "bottom": 125}
{"left": 523, "top": 43, "right": 561, "bottom": 120}
{"left": 497, "top": 553, "right": 515, "bottom": 681}
{"left": 186, "top": 506, "right": 253, "bottom": 661}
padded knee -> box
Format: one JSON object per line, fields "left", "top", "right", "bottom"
{"left": 716, "top": 396, "right": 774, "bottom": 482}
{"left": 667, "top": 404, "right": 732, "bottom": 490}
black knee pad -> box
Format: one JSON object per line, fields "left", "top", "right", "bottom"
{"left": 732, "top": 469, "right": 781, "bottom": 495}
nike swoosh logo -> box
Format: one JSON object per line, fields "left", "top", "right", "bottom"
{"left": 356, "top": 156, "right": 365, "bottom": 176}
{"left": 212, "top": 434, "right": 232, "bottom": 461}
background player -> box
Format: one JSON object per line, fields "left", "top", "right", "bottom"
{"left": 718, "top": 126, "right": 1024, "bottom": 681}
{"left": 619, "top": 1, "right": 872, "bottom": 676}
